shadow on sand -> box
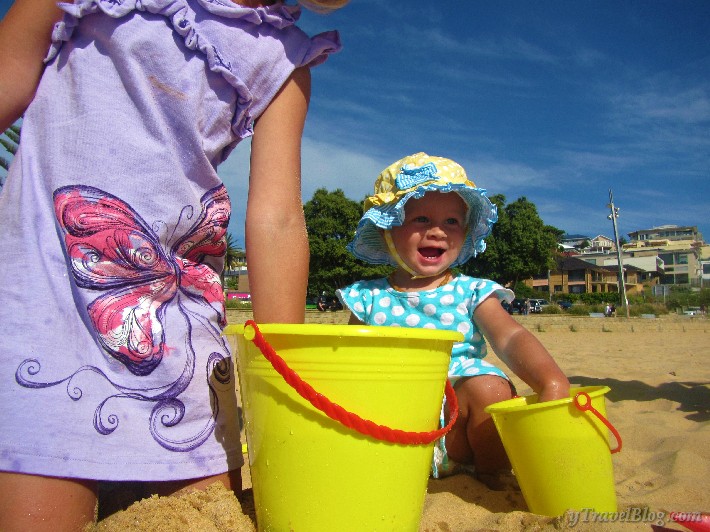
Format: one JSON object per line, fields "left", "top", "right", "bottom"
{"left": 569, "top": 375, "right": 710, "bottom": 423}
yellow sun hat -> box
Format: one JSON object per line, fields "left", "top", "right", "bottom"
{"left": 347, "top": 152, "right": 497, "bottom": 267}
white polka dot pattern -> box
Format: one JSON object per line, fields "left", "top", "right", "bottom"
{"left": 336, "top": 275, "right": 514, "bottom": 380}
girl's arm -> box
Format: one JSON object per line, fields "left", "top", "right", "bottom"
{"left": 0, "top": 0, "right": 63, "bottom": 131}
{"left": 474, "top": 296, "right": 570, "bottom": 401}
{"left": 246, "top": 66, "right": 311, "bottom": 323}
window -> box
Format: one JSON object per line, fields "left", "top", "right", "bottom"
{"left": 659, "top": 253, "right": 674, "bottom": 265}
{"left": 568, "top": 271, "right": 585, "bottom": 282}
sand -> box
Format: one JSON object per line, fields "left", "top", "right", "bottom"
{"left": 91, "top": 322, "right": 709, "bottom": 532}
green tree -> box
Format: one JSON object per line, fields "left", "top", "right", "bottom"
{"left": 460, "top": 195, "right": 563, "bottom": 287}
{"left": 304, "top": 188, "right": 390, "bottom": 296}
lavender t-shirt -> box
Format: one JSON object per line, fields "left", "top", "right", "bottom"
{"left": 0, "top": 0, "right": 340, "bottom": 481}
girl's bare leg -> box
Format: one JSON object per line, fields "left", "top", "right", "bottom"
{"left": 148, "top": 468, "right": 242, "bottom": 498}
{"left": 0, "top": 472, "right": 98, "bottom": 532}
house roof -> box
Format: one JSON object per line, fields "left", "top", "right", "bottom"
{"left": 555, "top": 256, "right": 607, "bottom": 271}
{"left": 555, "top": 255, "right": 644, "bottom": 273}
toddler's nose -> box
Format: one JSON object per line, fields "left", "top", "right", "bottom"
{"left": 427, "top": 225, "right": 447, "bottom": 238}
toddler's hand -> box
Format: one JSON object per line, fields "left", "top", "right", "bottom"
{"left": 536, "top": 379, "right": 570, "bottom": 403}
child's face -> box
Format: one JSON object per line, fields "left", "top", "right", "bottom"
{"left": 389, "top": 192, "right": 467, "bottom": 277}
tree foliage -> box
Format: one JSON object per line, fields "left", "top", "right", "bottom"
{"left": 304, "top": 188, "right": 391, "bottom": 296}
{"left": 219, "top": 232, "right": 244, "bottom": 288}
{"left": 224, "top": 232, "right": 245, "bottom": 270}
{"left": 459, "top": 195, "right": 563, "bottom": 287}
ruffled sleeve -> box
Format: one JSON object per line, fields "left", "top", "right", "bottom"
{"left": 45, "top": 0, "right": 341, "bottom": 139}
{"left": 463, "top": 277, "right": 514, "bottom": 318}
{"left": 301, "top": 30, "right": 341, "bottom": 68}
{"left": 337, "top": 278, "right": 389, "bottom": 324}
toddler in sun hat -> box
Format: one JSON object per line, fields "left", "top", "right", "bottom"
{"left": 338, "top": 152, "right": 569, "bottom": 486}
{"left": 347, "top": 152, "right": 498, "bottom": 273}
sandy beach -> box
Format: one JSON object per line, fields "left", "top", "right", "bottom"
{"left": 92, "top": 315, "right": 709, "bottom": 531}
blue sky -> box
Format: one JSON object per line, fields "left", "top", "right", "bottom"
{"left": 2, "top": 0, "right": 709, "bottom": 248}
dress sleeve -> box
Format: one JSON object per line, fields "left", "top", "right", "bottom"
{"left": 337, "top": 279, "right": 383, "bottom": 324}
{"left": 467, "top": 278, "right": 514, "bottom": 318}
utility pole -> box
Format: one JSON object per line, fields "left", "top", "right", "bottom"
{"left": 607, "top": 189, "right": 629, "bottom": 318}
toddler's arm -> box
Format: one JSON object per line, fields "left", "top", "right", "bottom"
{"left": 474, "top": 297, "right": 569, "bottom": 402}
{"left": 0, "top": 0, "right": 63, "bottom": 131}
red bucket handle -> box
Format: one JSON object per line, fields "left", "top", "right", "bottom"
{"left": 573, "top": 391, "right": 622, "bottom": 454}
{"left": 243, "top": 320, "right": 458, "bottom": 445}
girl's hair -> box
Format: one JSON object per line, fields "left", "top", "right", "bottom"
{"left": 298, "top": 0, "right": 349, "bottom": 13}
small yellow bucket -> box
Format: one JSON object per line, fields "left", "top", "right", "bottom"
{"left": 225, "top": 321, "right": 462, "bottom": 531}
{"left": 485, "top": 386, "right": 621, "bottom": 517}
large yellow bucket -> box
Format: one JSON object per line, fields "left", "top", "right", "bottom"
{"left": 225, "top": 321, "right": 462, "bottom": 531}
{"left": 485, "top": 386, "right": 622, "bottom": 517}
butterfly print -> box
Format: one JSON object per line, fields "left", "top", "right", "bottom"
{"left": 15, "top": 184, "right": 233, "bottom": 451}
{"left": 53, "top": 184, "right": 229, "bottom": 375}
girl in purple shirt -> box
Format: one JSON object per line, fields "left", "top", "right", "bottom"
{"left": 0, "top": 0, "right": 346, "bottom": 528}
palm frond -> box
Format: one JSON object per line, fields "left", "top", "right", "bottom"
{"left": 4, "top": 128, "right": 20, "bottom": 144}
{"left": 0, "top": 137, "right": 17, "bottom": 155}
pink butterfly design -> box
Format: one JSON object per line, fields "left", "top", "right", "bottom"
{"left": 53, "top": 184, "right": 230, "bottom": 376}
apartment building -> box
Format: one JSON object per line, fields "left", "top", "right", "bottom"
{"left": 527, "top": 256, "right": 645, "bottom": 297}
{"left": 528, "top": 225, "right": 707, "bottom": 295}
{"left": 628, "top": 225, "right": 703, "bottom": 243}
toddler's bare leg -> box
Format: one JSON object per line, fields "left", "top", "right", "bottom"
{"left": 444, "top": 375, "right": 514, "bottom": 473}
{"left": 0, "top": 471, "right": 97, "bottom": 532}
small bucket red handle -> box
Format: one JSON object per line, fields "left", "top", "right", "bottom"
{"left": 243, "top": 320, "right": 458, "bottom": 445}
{"left": 573, "top": 391, "right": 622, "bottom": 453}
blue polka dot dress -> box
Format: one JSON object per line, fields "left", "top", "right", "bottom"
{"left": 338, "top": 274, "right": 515, "bottom": 477}
{"left": 337, "top": 275, "right": 514, "bottom": 383}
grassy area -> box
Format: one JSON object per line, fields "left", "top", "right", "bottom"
{"left": 542, "top": 302, "right": 671, "bottom": 317}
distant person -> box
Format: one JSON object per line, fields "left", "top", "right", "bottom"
{"left": 0, "top": 0, "right": 347, "bottom": 529}
{"left": 337, "top": 153, "right": 569, "bottom": 489}
{"left": 317, "top": 291, "right": 329, "bottom": 311}
{"left": 524, "top": 298, "right": 531, "bottom": 315}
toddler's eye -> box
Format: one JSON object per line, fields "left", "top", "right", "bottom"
{"left": 446, "top": 218, "right": 462, "bottom": 226}
{"left": 412, "top": 216, "right": 429, "bottom": 223}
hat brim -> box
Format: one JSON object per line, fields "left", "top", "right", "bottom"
{"left": 347, "top": 183, "right": 497, "bottom": 267}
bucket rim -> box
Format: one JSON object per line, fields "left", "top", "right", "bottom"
{"left": 224, "top": 323, "right": 463, "bottom": 342}
{"left": 484, "top": 386, "right": 611, "bottom": 414}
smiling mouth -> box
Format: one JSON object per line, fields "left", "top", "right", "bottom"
{"left": 419, "top": 247, "right": 445, "bottom": 259}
